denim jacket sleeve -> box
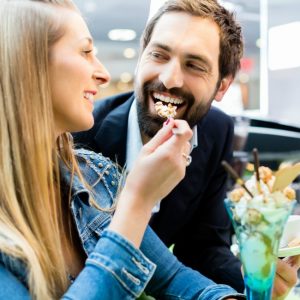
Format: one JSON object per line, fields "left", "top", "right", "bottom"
{"left": 0, "top": 227, "right": 245, "bottom": 300}
{"left": 63, "top": 229, "right": 156, "bottom": 300}
{"left": 0, "top": 229, "right": 156, "bottom": 300}
{"left": 142, "top": 226, "right": 246, "bottom": 300}
{"left": 0, "top": 264, "right": 31, "bottom": 300}
{"left": 63, "top": 227, "right": 245, "bottom": 300}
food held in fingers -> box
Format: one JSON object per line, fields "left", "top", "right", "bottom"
{"left": 154, "top": 101, "right": 177, "bottom": 119}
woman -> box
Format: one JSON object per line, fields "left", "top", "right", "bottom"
{"left": 0, "top": 1, "right": 244, "bottom": 299}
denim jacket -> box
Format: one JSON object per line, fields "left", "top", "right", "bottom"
{"left": 0, "top": 149, "right": 245, "bottom": 300}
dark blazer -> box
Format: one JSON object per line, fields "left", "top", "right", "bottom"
{"left": 73, "top": 91, "right": 244, "bottom": 292}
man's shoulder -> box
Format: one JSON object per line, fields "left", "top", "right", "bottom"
{"left": 196, "top": 106, "right": 234, "bottom": 143}
{"left": 93, "top": 91, "right": 134, "bottom": 118}
{"left": 203, "top": 106, "right": 234, "bottom": 128}
{"left": 198, "top": 106, "right": 233, "bottom": 131}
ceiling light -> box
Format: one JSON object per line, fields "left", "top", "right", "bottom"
{"left": 120, "top": 72, "right": 133, "bottom": 83}
{"left": 268, "top": 22, "right": 300, "bottom": 70}
{"left": 108, "top": 29, "right": 136, "bottom": 41}
{"left": 123, "top": 48, "right": 136, "bottom": 59}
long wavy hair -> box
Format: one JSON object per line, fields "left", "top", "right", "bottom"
{"left": 0, "top": 1, "right": 93, "bottom": 298}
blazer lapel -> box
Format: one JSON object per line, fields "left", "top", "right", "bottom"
{"left": 150, "top": 119, "right": 213, "bottom": 244}
{"left": 94, "top": 96, "right": 134, "bottom": 166}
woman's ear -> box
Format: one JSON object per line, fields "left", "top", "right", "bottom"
{"left": 214, "top": 76, "right": 234, "bottom": 102}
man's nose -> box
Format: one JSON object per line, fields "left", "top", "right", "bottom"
{"left": 159, "top": 59, "right": 184, "bottom": 89}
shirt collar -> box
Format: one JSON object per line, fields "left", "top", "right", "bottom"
{"left": 126, "top": 99, "right": 198, "bottom": 172}
{"left": 126, "top": 99, "right": 144, "bottom": 171}
{"left": 191, "top": 123, "right": 198, "bottom": 151}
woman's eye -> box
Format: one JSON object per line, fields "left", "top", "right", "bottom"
{"left": 82, "top": 49, "right": 93, "bottom": 56}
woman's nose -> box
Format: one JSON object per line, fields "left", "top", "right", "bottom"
{"left": 93, "top": 61, "right": 111, "bottom": 86}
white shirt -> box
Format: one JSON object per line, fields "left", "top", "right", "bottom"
{"left": 126, "top": 99, "right": 198, "bottom": 213}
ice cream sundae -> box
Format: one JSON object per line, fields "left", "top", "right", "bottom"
{"left": 228, "top": 165, "right": 295, "bottom": 212}
{"left": 222, "top": 150, "right": 297, "bottom": 299}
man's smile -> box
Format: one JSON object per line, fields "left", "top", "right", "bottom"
{"left": 150, "top": 91, "right": 187, "bottom": 117}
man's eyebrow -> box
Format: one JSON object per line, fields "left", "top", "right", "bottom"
{"left": 150, "top": 42, "right": 172, "bottom": 52}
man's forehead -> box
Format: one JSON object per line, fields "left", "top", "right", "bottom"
{"left": 150, "top": 12, "right": 220, "bottom": 44}
{"left": 148, "top": 12, "right": 220, "bottom": 63}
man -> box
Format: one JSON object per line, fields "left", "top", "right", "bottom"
{"left": 74, "top": 0, "right": 299, "bottom": 296}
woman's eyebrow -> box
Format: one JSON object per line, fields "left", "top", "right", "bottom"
{"left": 79, "top": 37, "right": 93, "bottom": 45}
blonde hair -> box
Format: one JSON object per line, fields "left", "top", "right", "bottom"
{"left": 0, "top": 1, "right": 85, "bottom": 298}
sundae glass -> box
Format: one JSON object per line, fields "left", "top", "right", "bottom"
{"left": 223, "top": 153, "right": 296, "bottom": 300}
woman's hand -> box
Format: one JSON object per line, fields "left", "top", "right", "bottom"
{"left": 272, "top": 256, "right": 300, "bottom": 299}
{"left": 123, "top": 118, "right": 192, "bottom": 210}
{"left": 109, "top": 118, "right": 192, "bottom": 247}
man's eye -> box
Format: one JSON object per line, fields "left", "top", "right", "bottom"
{"left": 186, "top": 62, "right": 205, "bottom": 72}
{"left": 150, "top": 51, "right": 166, "bottom": 60}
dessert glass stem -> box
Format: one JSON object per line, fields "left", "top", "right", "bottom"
{"left": 245, "top": 284, "right": 272, "bottom": 300}
{"left": 224, "top": 199, "right": 295, "bottom": 300}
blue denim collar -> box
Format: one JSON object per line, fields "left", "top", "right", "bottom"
{"left": 59, "top": 157, "right": 90, "bottom": 206}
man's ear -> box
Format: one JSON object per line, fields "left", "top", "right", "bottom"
{"left": 214, "top": 76, "right": 234, "bottom": 102}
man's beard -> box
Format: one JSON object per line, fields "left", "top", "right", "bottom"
{"left": 135, "top": 80, "right": 219, "bottom": 138}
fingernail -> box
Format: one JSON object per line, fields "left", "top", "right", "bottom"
{"left": 164, "top": 118, "right": 171, "bottom": 126}
{"left": 165, "top": 117, "right": 174, "bottom": 125}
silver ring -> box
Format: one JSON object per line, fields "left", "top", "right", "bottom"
{"left": 182, "top": 153, "right": 192, "bottom": 166}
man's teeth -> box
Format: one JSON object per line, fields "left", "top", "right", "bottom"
{"left": 153, "top": 92, "right": 183, "bottom": 105}
{"left": 84, "top": 92, "right": 94, "bottom": 102}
